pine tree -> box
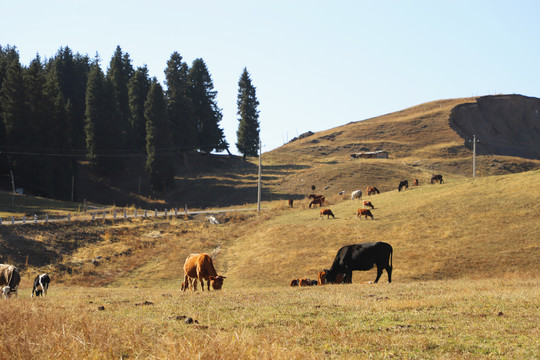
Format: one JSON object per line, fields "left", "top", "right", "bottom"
{"left": 85, "top": 60, "right": 117, "bottom": 173}
{"left": 189, "top": 58, "right": 228, "bottom": 154}
{"left": 145, "top": 80, "right": 174, "bottom": 192}
{"left": 107, "top": 46, "right": 133, "bottom": 152}
{"left": 46, "top": 47, "right": 90, "bottom": 150}
{"left": 128, "top": 65, "right": 151, "bottom": 151}
{"left": 0, "top": 52, "right": 27, "bottom": 185}
{"left": 165, "top": 51, "right": 196, "bottom": 164}
{"left": 235, "top": 68, "right": 260, "bottom": 160}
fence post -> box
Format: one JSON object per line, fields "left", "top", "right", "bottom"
{"left": 34, "top": 214, "right": 37, "bottom": 224}
{"left": 11, "top": 216, "right": 14, "bottom": 224}
{"left": 134, "top": 209, "right": 137, "bottom": 218}
{"left": 164, "top": 208, "right": 168, "bottom": 217}
{"left": 68, "top": 214, "right": 71, "bottom": 221}
{"left": 155, "top": 209, "right": 158, "bottom": 217}
{"left": 23, "top": 216, "right": 26, "bottom": 224}
{"left": 92, "top": 213, "right": 95, "bottom": 221}
{"left": 114, "top": 210, "right": 117, "bottom": 219}
{"left": 124, "top": 209, "right": 127, "bottom": 219}
{"left": 103, "top": 212, "right": 106, "bottom": 220}
{"left": 45, "top": 214, "right": 48, "bottom": 223}
{"left": 0, "top": 218, "right": 2, "bottom": 225}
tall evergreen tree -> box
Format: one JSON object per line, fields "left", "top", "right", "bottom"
{"left": 235, "top": 68, "right": 260, "bottom": 160}
{"left": 145, "top": 79, "right": 174, "bottom": 192}
{"left": 128, "top": 65, "right": 151, "bottom": 151}
{"left": 165, "top": 51, "right": 196, "bottom": 164}
{"left": 188, "top": 58, "right": 228, "bottom": 154}
{"left": 0, "top": 46, "right": 21, "bottom": 175}
{"left": 0, "top": 53, "right": 27, "bottom": 186}
{"left": 45, "top": 47, "right": 90, "bottom": 151}
{"left": 107, "top": 45, "right": 133, "bottom": 151}
{"left": 85, "top": 60, "right": 117, "bottom": 173}
{"left": 23, "top": 55, "right": 52, "bottom": 195}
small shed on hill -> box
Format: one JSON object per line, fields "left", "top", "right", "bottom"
{"left": 350, "top": 150, "right": 389, "bottom": 159}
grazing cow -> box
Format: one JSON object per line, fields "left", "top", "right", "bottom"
{"left": 308, "top": 194, "right": 325, "bottom": 208}
{"left": 319, "top": 209, "right": 335, "bottom": 219}
{"left": 350, "top": 190, "right": 362, "bottom": 200}
{"left": 288, "top": 199, "right": 294, "bottom": 208}
{"left": 366, "top": 186, "right": 380, "bottom": 196}
{"left": 324, "top": 242, "right": 393, "bottom": 284}
{"left": 0, "top": 264, "right": 20, "bottom": 299}
{"left": 182, "top": 253, "right": 226, "bottom": 291}
{"left": 431, "top": 174, "right": 444, "bottom": 184}
{"left": 357, "top": 208, "right": 374, "bottom": 220}
{"left": 31, "top": 273, "right": 51, "bottom": 297}
{"left": 398, "top": 180, "right": 408, "bottom": 192}
{"left": 290, "top": 279, "right": 299, "bottom": 287}
{"left": 413, "top": 179, "right": 419, "bottom": 186}
{"left": 363, "top": 200, "right": 375, "bottom": 209}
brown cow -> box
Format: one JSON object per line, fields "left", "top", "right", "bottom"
{"left": 363, "top": 201, "right": 375, "bottom": 209}
{"left": 366, "top": 186, "right": 380, "bottom": 195}
{"left": 288, "top": 199, "right": 294, "bottom": 208}
{"left": 308, "top": 194, "right": 325, "bottom": 208}
{"left": 182, "top": 254, "right": 226, "bottom": 291}
{"left": 290, "top": 279, "right": 299, "bottom": 287}
{"left": 319, "top": 209, "right": 335, "bottom": 219}
{"left": 357, "top": 208, "right": 374, "bottom": 220}
{"left": 0, "top": 264, "right": 20, "bottom": 299}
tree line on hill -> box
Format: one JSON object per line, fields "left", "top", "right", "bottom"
{"left": 0, "top": 45, "right": 260, "bottom": 199}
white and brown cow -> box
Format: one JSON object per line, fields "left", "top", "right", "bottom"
{"left": 0, "top": 264, "right": 21, "bottom": 299}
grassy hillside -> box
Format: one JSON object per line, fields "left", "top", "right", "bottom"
{"left": 5, "top": 168, "right": 537, "bottom": 289}
{"left": 1, "top": 170, "right": 538, "bottom": 359}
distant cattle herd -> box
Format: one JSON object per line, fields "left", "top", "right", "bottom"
{"left": 2, "top": 175, "right": 444, "bottom": 297}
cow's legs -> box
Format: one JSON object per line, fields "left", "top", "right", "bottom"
{"left": 199, "top": 277, "right": 205, "bottom": 291}
{"left": 386, "top": 265, "right": 392, "bottom": 283}
{"left": 374, "top": 267, "right": 383, "bottom": 283}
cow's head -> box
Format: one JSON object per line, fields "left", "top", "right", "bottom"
{"left": 323, "top": 269, "right": 339, "bottom": 283}
{"left": 209, "top": 276, "right": 226, "bottom": 290}
{"left": 2, "top": 286, "right": 12, "bottom": 299}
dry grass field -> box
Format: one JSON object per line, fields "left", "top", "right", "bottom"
{"left": 0, "top": 169, "right": 538, "bottom": 359}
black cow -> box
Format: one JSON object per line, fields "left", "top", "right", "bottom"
{"left": 32, "top": 273, "right": 51, "bottom": 297}
{"left": 431, "top": 174, "right": 444, "bottom": 184}
{"left": 324, "top": 242, "right": 393, "bottom": 284}
{"left": 398, "top": 180, "right": 408, "bottom": 192}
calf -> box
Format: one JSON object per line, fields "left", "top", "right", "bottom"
{"left": 357, "top": 208, "right": 374, "bottom": 220}
{"left": 32, "top": 273, "right": 51, "bottom": 297}
{"left": 363, "top": 201, "right": 375, "bottom": 209}
{"left": 319, "top": 209, "right": 335, "bottom": 219}
{"left": 318, "top": 270, "right": 348, "bottom": 285}
{"left": 290, "top": 279, "right": 299, "bottom": 287}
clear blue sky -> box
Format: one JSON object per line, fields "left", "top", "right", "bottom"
{"left": 2, "top": 1, "right": 539, "bottom": 153}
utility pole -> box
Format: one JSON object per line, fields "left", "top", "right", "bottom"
{"left": 469, "top": 135, "right": 479, "bottom": 178}
{"left": 257, "top": 140, "right": 262, "bottom": 213}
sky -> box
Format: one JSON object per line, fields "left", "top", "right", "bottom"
{"left": 2, "top": 1, "right": 539, "bottom": 154}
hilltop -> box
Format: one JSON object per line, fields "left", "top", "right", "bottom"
{"left": 68, "top": 94, "right": 540, "bottom": 209}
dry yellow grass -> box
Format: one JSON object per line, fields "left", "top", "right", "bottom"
{"left": 0, "top": 278, "right": 537, "bottom": 359}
